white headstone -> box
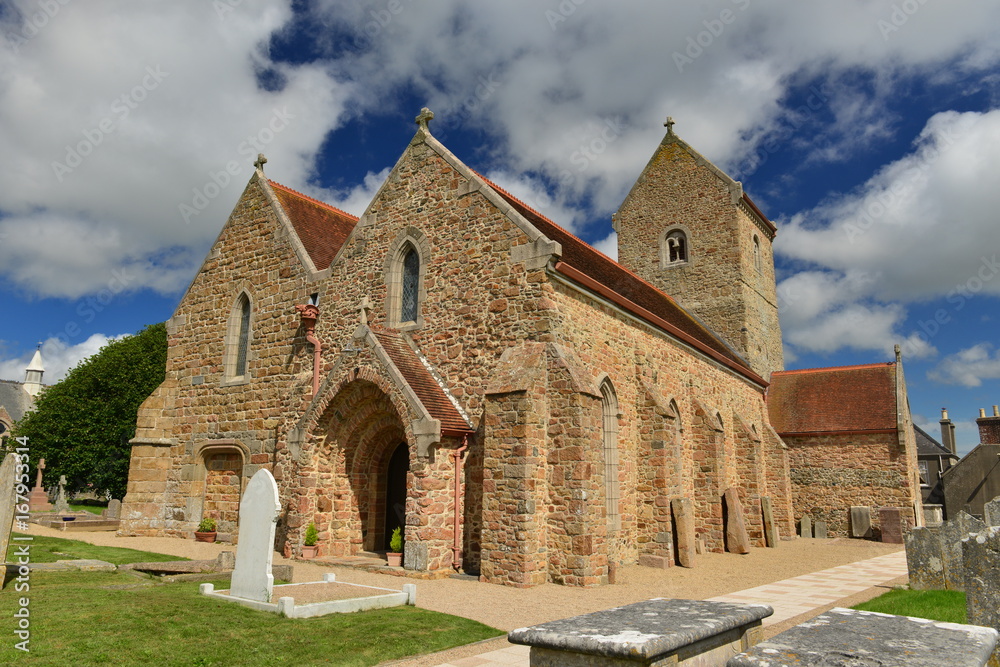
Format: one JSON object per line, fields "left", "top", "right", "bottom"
{"left": 229, "top": 469, "right": 281, "bottom": 602}
{"left": 985, "top": 496, "right": 1000, "bottom": 528}
{"left": 0, "top": 453, "right": 19, "bottom": 561}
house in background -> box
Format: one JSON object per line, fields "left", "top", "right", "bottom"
{"left": 914, "top": 411, "right": 959, "bottom": 513}
{"left": 942, "top": 405, "right": 1000, "bottom": 520}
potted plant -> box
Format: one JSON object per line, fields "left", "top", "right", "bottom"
{"left": 301, "top": 522, "right": 319, "bottom": 558}
{"left": 194, "top": 517, "right": 217, "bottom": 543}
{"left": 387, "top": 526, "right": 403, "bottom": 567}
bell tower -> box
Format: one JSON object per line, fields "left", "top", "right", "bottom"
{"left": 612, "top": 119, "right": 783, "bottom": 379}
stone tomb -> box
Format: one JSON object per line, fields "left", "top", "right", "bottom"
{"left": 229, "top": 469, "right": 281, "bottom": 602}
{"left": 963, "top": 526, "right": 1000, "bottom": 666}
{"left": 508, "top": 599, "right": 772, "bottom": 666}
{"left": 0, "top": 453, "right": 19, "bottom": 562}
{"left": 729, "top": 607, "right": 998, "bottom": 667}
{"left": 850, "top": 506, "right": 872, "bottom": 538}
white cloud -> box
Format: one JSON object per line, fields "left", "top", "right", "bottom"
{"left": 0, "top": 334, "right": 119, "bottom": 384}
{"left": 591, "top": 231, "right": 618, "bottom": 262}
{"left": 482, "top": 170, "right": 585, "bottom": 232}
{"left": 929, "top": 343, "right": 1000, "bottom": 387}
{"left": 307, "top": 168, "right": 391, "bottom": 218}
{"left": 0, "top": 0, "right": 350, "bottom": 298}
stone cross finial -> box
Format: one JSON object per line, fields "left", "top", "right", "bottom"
{"left": 664, "top": 116, "right": 676, "bottom": 133}
{"left": 59, "top": 475, "right": 66, "bottom": 486}
{"left": 254, "top": 153, "right": 267, "bottom": 171}
{"left": 415, "top": 107, "right": 434, "bottom": 131}
{"left": 358, "top": 295, "right": 372, "bottom": 326}
{"left": 35, "top": 458, "right": 45, "bottom": 489}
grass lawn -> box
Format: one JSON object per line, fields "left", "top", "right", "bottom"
{"left": 852, "top": 588, "right": 967, "bottom": 624}
{"left": 6, "top": 533, "right": 188, "bottom": 565}
{"left": 67, "top": 503, "right": 106, "bottom": 515}
{"left": 2, "top": 534, "right": 503, "bottom": 665}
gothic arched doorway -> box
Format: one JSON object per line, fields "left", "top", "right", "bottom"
{"left": 383, "top": 442, "right": 409, "bottom": 550}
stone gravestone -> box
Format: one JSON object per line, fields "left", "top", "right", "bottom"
{"left": 760, "top": 496, "right": 778, "bottom": 547}
{"left": 941, "top": 511, "right": 987, "bottom": 591}
{"left": 28, "top": 457, "right": 52, "bottom": 511}
{"left": 799, "top": 515, "right": 811, "bottom": 538}
{"left": 905, "top": 511, "right": 985, "bottom": 592}
{"left": 229, "top": 469, "right": 281, "bottom": 603}
{"left": 985, "top": 496, "right": 1000, "bottom": 528}
{"left": 813, "top": 520, "right": 828, "bottom": 539}
{"left": 0, "top": 453, "right": 19, "bottom": 563}
{"left": 879, "top": 506, "right": 904, "bottom": 543}
{"left": 850, "top": 506, "right": 873, "bottom": 538}
{"left": 103, "top": 499, "right": 121, "bottom": 520}
{"left": 670, "top": 497, "right": 696, "bottom": 567}
{"left": 723, "top": 487, "right": 751, "bottom": 554}
{"left": 963, "top": 527, "right": 1000, "bottom": 666}
{"left": 54, "top": 475, "right": 70, "bottom": 514}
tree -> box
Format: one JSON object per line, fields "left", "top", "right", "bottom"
{"left": 11, "top": 323, "right": 167, "bottom": 500}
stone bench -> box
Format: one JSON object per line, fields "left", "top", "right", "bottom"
{"left": 727, "top": 607, "right": 999, "bottom": 666}
{"left": 507, "top": 599, "right": 773, "bottom": 666}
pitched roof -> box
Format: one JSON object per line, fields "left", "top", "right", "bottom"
{"left": 371, "top": 328, "right": 472, "bottom": 435}
{"left": 914, "top": 424, "right": 956, "bottom": 458}
{"left": 268, "top": 181, "right": 358, "bottom": 271}
{"left": 0, "top": 380, "right": 33, "bottom": 424}
{"left": 478, "top": 176, "right": 761, "bottom": 384}
{"left": 767, "top": 363, "right": 898, "bottom": 435}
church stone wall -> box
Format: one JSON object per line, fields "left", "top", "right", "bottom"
{"left": 785, "top": 432, "right": 917, "bottom": 537}
{"left": 122, "top": 176, "right": 317, "bottom": 536}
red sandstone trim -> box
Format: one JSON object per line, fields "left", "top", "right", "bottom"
{"left": 779, "top": 429, "right": 897, "bottom": 437}
{"left": 772, "top": 362, "right": 894, "bottom": 376}
{"left": 552, "top": 261, "right": 767, "bottom": 387}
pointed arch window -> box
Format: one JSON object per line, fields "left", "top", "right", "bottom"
{"left": 661, "top": 228, "right": 689, "bottom": 267}
{"left": 223, "top": 291, "right": 253, "bottom": 384}
{"left": 385, "top": 228, "right": 430, "bottom": 330}
{"left": 400, "top": 244, "right": 420, "bottom": 323}
{"left": 753, "top": 234, "right": 762, "bottom": 274}
{"left": 600, "top": 378, "right": 620, "bottom": 532}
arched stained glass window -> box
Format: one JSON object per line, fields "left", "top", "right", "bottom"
{"left": 234, "top": 293, "right": 251, "bottom": 377}
{"left": 400, "top": 245, "right": 420, "bottom": 323}
{"left": 601, "top": 379, "right": 620, "bottom": 532}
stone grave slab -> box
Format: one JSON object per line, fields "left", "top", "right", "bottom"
{"left": 905, "top": 526, "right": 946, "bottom": 590}
{"left": 985, "top": 496, "right": 1000, "bottom": 528}
{"left": 850, "top": 506, "right": 872, "bottom": 538}
{"left": 813, "top": 520, "right": 828, "bottom": 539}
{"left": 671, "top": 497, "right": 696, "bottom": 567}
{"left": 729, "top": 607, "right": 998, "bottom": 667}
{"left": 723, "top": 488, "right": 750, "bottom": 555}
{"left": 879, "top": 506, "right": 904, "bottom": 543}
{"left": 760, "top": 497, "right": 778, "bottom": 548}
{"left": 963, "top": 526, "right": 1000, "bottom": 666}
{"left": 941, "top": 511, "right": 986, "bottom": 591}
{"left": 508, "top": 598, "right": 772, "bottom": 666}
{"left": 230, "top": 468, "right": 281, "bottom": 603}
{"left": 0, "top": 453, "right": 19, "bottom": 562}
{"left": 799, "top": 515, "right": 811, "bottom": 538}
{"left": 103, "top": 499, "right": 121, "bottom": 520}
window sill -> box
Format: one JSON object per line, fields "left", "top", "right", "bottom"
{"left": 220, "top": 374, "right": 252, "bottom": 387}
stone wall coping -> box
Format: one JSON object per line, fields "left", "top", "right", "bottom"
{"left": 127, "top": 437, "right": 177, "bottom": 447}
{"left": 507, "top": 598, "right": 772, "bottom": 659}
{"left": 729, "top": 607, "right": 999, "bottom": 667}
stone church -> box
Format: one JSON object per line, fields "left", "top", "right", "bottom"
{"left": 120, "top": 109, "right": 919, "bottom": 586}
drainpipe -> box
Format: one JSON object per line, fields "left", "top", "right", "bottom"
{"left": 294, "top": 304, "right": 321, "bottom": 396}
{"left": 451, "top": 434, "right": 469, "bottom": 570}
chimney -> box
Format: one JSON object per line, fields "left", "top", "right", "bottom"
{"left": 976, "top": 405, "right": 1000, "bottom": 445}
{"left": 940, "top": 408, "right": 957, "bottom": 455}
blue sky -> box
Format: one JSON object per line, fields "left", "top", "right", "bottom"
{"left": 1, "top": 1, "right": 999, "bottom": 455}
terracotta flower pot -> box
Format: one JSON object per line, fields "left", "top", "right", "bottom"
{"left": 301, "top": 545, "right": 318, "bottom": 559}
{"left": 194, "top": 531, "right": 217, "bottom": 543}
{"left": 387, "top": 552, "right": 402, "bottom": 567}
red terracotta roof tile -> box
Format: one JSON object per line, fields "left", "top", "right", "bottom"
{"left": 269, "top": 181, "right": 358, "bottom": 271}
{"left": 372, "top": 328, "right": 472, "bottom": 435}
{"left": 477, "top": 174, "right": 759, "bottom": 383}
{"left": 767, "top": 363, "right": 897, "bottom": 434}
